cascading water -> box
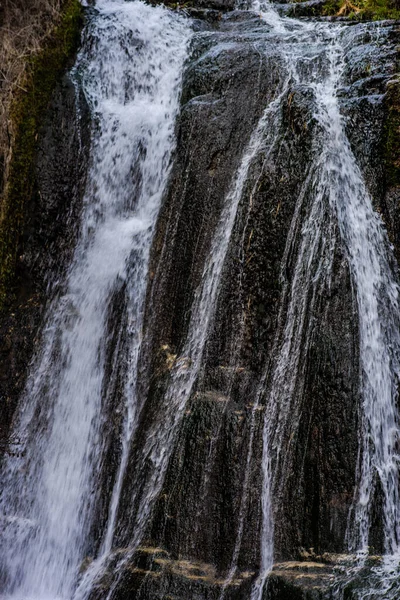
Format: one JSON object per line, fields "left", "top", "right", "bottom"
{"left": 94, "top": 66, "right": 293, "bottom": 600}
{"left": 1, "top": 0, "right": 400, "bottom": 598}
{"left": 320, "top": 37, "right": 400, "bottom": 563}
{"left": 207, "top": 4, "right": 400, "bottom": 599}
{"left": 0, "top": 1, "right": 190, "bottom": 598}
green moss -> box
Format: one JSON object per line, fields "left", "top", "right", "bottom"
{"left": 321, "top": 0, "right": 341, "bottom": 14}
{"left": 357, "top": 0, "right": 400, "bottom": 19}
{"left": 0, "top": 0, "right": 83, "bottom": 309}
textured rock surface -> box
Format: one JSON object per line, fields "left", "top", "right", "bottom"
{"left": 0, "top": 74, "right": 89, "bottom": 452}
{"left": 124, "top": 11, "right": 399, "bottom": 599}
{"left": 0, "top": 5, "right": 400, "bottom": 600}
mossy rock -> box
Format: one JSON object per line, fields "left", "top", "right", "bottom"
{"left": 0, "top": 0, "right": 83, "bottom": 309}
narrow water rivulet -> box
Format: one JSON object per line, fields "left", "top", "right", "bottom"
{"left": 1, "top": 0, "right": 400, "bottom": 599}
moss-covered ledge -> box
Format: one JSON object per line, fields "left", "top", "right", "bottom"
{"left": 0, "top": 0, "right": 83, "bottom": 309}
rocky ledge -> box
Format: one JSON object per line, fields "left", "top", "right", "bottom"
{"left": 84, "top": 548, "right": 399, "bottom": 600}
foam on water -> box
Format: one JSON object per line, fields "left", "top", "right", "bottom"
{"left": 0, "top": 2, "right": 190, "bottom": 598}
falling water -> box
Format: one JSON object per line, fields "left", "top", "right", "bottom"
{"left": 0, "top": 1, "right": 190, "bottom": 598}
{"left": 228, "top": 4, "right": 400, "bottom": 599}
{"left": 318, "top": 36, "right": 400, "bottom": 563}
{"left": 217, "top": 85, "right": 293, "bottom": 600}
{"left": 132, "top": 90, "right": 291, "bottom": 534}
{"left": 1, "top": 0, "right": 399, "bottom": 598}
{"left": 97, "top": 71, "right": 295, "bottom": 600}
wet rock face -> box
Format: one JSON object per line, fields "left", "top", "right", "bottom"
{"left": 1, "top": 6, "right": 400, "bottom": 600}
{"left": 28, "top": 76, "right": 90, "bottom": 288}
{"left": 146, "top": 16, "right": 283, "bottom": 356}
{"left": 273, "top": 246, "right": 360, "bottom": 559}
{"left": 140, "top": 15, "right": 320, "bottom": 574}
{"left": 195, "top": 0, "right": 236, "bottom": 11}
{"left": 0, "top": 74, "right": 89, "bottom": 453}
{"left": 340, "top": 26, "right": 400, "bottom": 203}
{"left": 123, "top": 13, "right": 400, "bottom": 600}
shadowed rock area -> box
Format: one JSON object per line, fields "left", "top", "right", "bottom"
{"left": 0, "top": 73, "right": 89, "bottom": 451}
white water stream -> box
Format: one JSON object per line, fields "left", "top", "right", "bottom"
{"left": 206, "top": 3, "right": 400, "bottom": 599}
{"left": 246, "top": 5, "right": 400, "bottom": 600}
{"left": 0, "top": 2, "right": 190, "bottom": 598}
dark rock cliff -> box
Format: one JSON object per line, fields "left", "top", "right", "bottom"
{"left": 0, "top": 2, "right": 400, "bottom": 600}
{"left": 109, "top": 11, "right": 399, "bottom": 600}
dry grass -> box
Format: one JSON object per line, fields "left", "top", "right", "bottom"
{"left": 323, "top": 0, "right": 400, "bottom": 18}
{"left": 0, "top": 0, "right": 82, "bottom": 307}
{"left": 0, "top": 0, "right": 66, "bottom": 184}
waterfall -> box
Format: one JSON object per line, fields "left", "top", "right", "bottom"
{"left": 95, "top": 68, "right": 294, "bottom": 600}
{"left": 0, "top": 2, "right": 190, "bottom": 598}
{"left": 1, "top": 0, "right": 399, "bottom": 598}
{"left": 227, "top": 4, "right": 400, "bottom": 599}
{"left": 317, "top": 35, "right": 400, "bottom": 562}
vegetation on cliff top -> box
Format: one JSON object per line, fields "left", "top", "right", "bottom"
{"left": 322, "top": 0, "right": 400, "bottom": 19}
{"left": 0, "top": 0, "right": 83, "bottom": 308}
